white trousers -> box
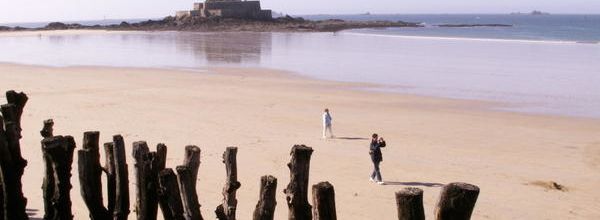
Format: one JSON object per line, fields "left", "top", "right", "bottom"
{"left": 323, "top": 124, "right": 333, "bottom": 138}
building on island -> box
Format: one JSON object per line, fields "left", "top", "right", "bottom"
{"left": 176, "top": 0, "right": 272, "bottom": 20}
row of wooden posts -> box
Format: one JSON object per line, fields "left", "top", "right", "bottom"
{"left": 0, "top": 90, "right": 480, "bottom": 220}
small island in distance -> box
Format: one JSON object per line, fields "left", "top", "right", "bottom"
{"left": 511, "top": 10, "right": 551, "bottom": 15}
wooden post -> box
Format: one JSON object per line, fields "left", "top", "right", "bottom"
{"left": 156, "top": 143, "right": 167, "bottom": 172}
{"left": 103, "top": 142, "right": 116, "bottom": 216}
{"left": 284, "top": 145, "right": 314, "bottom": 220}
{"left": 0, "top": 129, "right": 2, "bottom": 220}
{"left": 5, "top": 91, "right": 28, "bottom": 133}
{"left": 0, "top": 116, "right": 27, "bottom": 220}
{"left": 78, "top": 131, "right": 110, "bottom": 220}
{"left": 312, "top": 182, "right": 336, "bottom": 220}
{"left": 156, "top": 144, "right": 180, "bottom": 220}
{"left": 0, "top": 90, "right": 28, "bottom": 220}
{"left": 133, "top": 141, "right": 150, "bottom": 220}
{"left": 39, "top": 119, "right": 56, "bottom": 220}
{"left": 41, "top": 119, "right": 54, "bottom": 138}
{"left": 177, "top": 166, "right": 203, "bottom": 220}
{"left": 253, "top": 175, "right": 277, "bottom": 220}
{"left": 2, "top": 92, "right": 28, "bottom": 181}
{"left": 151, "top": 144, "right": 166, "bottom": 216}
{"left": 113, "top": 135, "right": 130, "bottom": 220}
{"left": 132, "top": 141, "right": 162, "bottom": 220}
{"left": 0, "top": 105, "right": 27, "bottom": 172}
{"left": 158, "top": 168, "right": 185, "bottom": 220}
{"left": 183, "top": 145, "right": 200, "bottom": 182}
{"left": 395, "top": 188, "right": 425, "bottom": 220}
{"left": 0, "top": 102, "right": 28, "bottom": 220}
{"left": 0, "top": 116, "right": 4, "bottom": 220}
{"left": 215, "top": 147, "right": 241, "bottom": 220}
{"left": 41, "top": 135, "right": 77, "bottom": 220}
{"left": 434, "top": 182, "right": 480, "bottom": 220}
{"left": 176, "top": 145, "right": 202, "bottom": 220}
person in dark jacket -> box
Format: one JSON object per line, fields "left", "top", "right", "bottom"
{"left": 369, "top": 133, "right": 386, "bottom": 184}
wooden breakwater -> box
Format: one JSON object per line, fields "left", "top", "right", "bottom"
{"left": 0, "top": 90, "right": 479, "bottom": 220}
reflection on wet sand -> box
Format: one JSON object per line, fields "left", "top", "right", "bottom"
{"left": 184, "top": 32, "right": 271, "bottom": 64}
{"left": 31, "top": 32, "right": 272, "bottom": 65}
{"left": 168, "top": 32, "right": 272, "bottom": 64}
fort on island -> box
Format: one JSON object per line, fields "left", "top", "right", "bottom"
{"left": 176, "top": 0, "right": 272, "bottom": 20}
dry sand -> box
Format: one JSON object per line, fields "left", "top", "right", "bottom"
{"left": 1, "top": 63, "right": 599, "bottom": 219}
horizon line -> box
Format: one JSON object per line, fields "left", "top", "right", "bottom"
{"left": 2, "top": 12, "right": 600, "bottom": 25}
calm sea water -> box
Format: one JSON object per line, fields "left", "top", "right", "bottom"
{"left": 308, "top": 14, "right": 600, "bottom": 43}
{"left": 0, "top": 14, "right": 599, "bottom": 118}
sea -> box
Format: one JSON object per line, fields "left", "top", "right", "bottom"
{"left": 1, "top": 14, "right": 599, "bottom": 118}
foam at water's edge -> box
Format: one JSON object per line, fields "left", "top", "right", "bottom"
{"left": 342, "top": 31, "right": 600, "bottom": 45}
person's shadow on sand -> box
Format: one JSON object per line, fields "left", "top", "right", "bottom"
{"left": 380, "top": 181, "right": 444, "bottom": 187}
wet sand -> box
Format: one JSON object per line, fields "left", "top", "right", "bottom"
{"left": 2, "top": 30, "right": 600, "bottom": 118}
{"left": 1, "top": 63, "right": 599, "bottom": 219}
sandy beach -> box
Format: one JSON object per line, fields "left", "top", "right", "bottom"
{"left": 0, "top": 62, "right": 599, "bottom": 219}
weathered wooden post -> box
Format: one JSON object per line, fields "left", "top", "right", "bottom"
{"left": 177, "top": 145, "right": 203, "bottom": 220}
{"left": 158, "top": 168, "right": 186, "bottom": 220}
{"left": 104, "top": 142, "right": 117, "bottom": 216}
{"left": 41, "top": 119, "right": 54, "bottom": 138}
{"left": 41, "top": 119, "right": 55, "bottom": 220}
{"left": 0, "top": 90, "right": 29, "bottom": 220}
{"left": 312, "top": 182, "right": 336, "bottom": 220}
{"left": 42, "top": 135, "right": 77, "bottom": 220}
{"left": 253, "top": 175, "right": 277, "bottom": 220}
{"left": 216, "top": 147, "right": 241, "bottom": 220}
{"left": 395, "top": 188, "right": 425, "bottom": 220}
{"left": 434, "top": 182, "right": 480, "bottom": 220}
{"left": 0, "top": 117, "right": 28, "bottom": 220}
{"left": 4, "top": 91, "right": 27, "bottom": 132}
{"left": 1, "top": 92, "right": 28, "bottom": 182}
{"left": 156, "top": 143, "right": 167, "bottom": 172}
{"left": 284, "top": 145, "right": 314, "bottom": 220}
{"left": 113, "top": 135, "right": 130, "bottom": 220}
{"left": 183, "top": 145, "right": 200, "bottom": 182}
{"left": 78, "top": 131, "right": 110, "bottom": 219}
{"left": 133, "top": 141, "right": 164, "bottom": 220}
{"left": 132, "top": 141, "right": 151, "bottom": 220}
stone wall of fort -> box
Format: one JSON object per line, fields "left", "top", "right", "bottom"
{"left": 178, "top": 0, "right": 272, "bottom": 20}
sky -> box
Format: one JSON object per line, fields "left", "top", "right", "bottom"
{"left": 1, "top": 0, "right": 599, "bottom": 23}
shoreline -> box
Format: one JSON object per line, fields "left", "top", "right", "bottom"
{"left": 0, "top": 57, "right": 599, "bottom": 121}
{"left": 0, "top": 60, "right": 595, "bottom": 121}
{"left": 342, "top": 31, "right": 600, "bottom": 45}
{"left": 1, "top": 56, "right": 599, "bottom": 121}
{"left": 2, "top": 28, "right": 598, "bottom": 46}
{"left": 2, "top": 61, "right": 600, "bottom": 123}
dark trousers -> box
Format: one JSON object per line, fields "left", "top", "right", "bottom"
{"left": 371, "top": 161, "right": 382, "bottom": 182}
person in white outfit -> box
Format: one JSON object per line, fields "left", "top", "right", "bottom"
{"left": 322, "top": 108, "right": 334, "bottom": 139}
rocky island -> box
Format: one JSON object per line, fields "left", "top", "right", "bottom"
{"left": 0, "top": 17, "right": 422, "bottom": 32}
{"left": 0, "top": 0, "right": 422, "bottom": 33}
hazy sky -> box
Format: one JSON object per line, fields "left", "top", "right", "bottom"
{"left": 1, "top": 0, "right": 599, "bottom": 23}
